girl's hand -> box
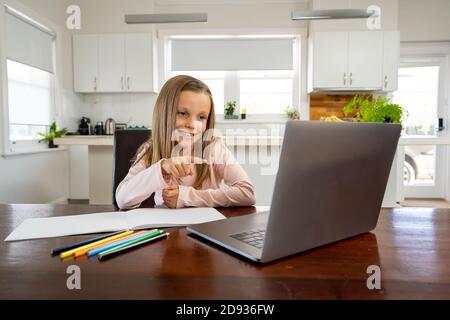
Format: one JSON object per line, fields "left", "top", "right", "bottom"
{"left": 163, "top": 185, "right": 179, "bottom": 209}
{"left": 161, "top": 156, "right": 206, "bottom": 180}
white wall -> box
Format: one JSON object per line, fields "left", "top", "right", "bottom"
{"left": 399, "top": 0, "right": 450, "bottom": 42}
{"left": 0, "top": 151, "right": 69, "bottom": 203}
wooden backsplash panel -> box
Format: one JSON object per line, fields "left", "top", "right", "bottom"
{"left": 309, "top": 94, "right": 372, "bottom": 120}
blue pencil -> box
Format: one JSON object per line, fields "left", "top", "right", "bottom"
{"left": 87, "top": 229, "right": 160, "bottom": 257}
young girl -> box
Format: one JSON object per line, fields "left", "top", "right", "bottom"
{"left": 115, "top": 75, "right": 256, "bottom": 209}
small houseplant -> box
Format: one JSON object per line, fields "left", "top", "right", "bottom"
{"left": 37, "top": 121, "right": 68, "bottom": 148}
{"left": 343, "top": 95, "right": 407, "bottom": 127}
{"left": 241, "top": 106, "right": 247, "bottom": 120}
{"left": 284, "top": 106, "right": 300, "bottom": 120}
{"left": 224, "top": 101, "right": 239, "bottom": 120}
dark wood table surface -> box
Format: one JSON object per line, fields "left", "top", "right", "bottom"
{"left": 1, "top": 204, "right": 449, "bottom": 300}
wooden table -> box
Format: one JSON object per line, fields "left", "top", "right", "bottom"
{"left": 1, "top": 204, "right": 449, "bottom": 299}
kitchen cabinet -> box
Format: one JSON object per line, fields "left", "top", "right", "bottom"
{"left": 311, "top": 32, "right": 349, "bottom": 89}
{"left": 348, "top": 32, "right": 383, "bottom": 89}
{"left": 125, "top": 34, "right": 155, "bottom": 92}
{"left": 382, "top": 31, "right": 400, "bottom": 92}
{"left": 309, "top": 31, "right": 398, "bottom": 92}
{"left": 73, "top": 33, "right": 156, "bottom": 93}
{"left": 73, "top": 35, "right": 99, "bottom": 92}
{"left": 98, "top": 34, "right": 126, "bottom": 92}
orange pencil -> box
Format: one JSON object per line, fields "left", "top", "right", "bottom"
{"left": 60, "top": 230, "right": 134, "bottom": 259}
{"left": 74, "top": 230, "right": 147, "bottom": 258}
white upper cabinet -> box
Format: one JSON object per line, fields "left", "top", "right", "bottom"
{"left": 382, "top": 31, "right": 400, "bottom": 92}
{"left": 98, "top": 34, "right": 126, "bottom": 92}
{"left": 312, "top": 32, "right": 349, "bottom": 89}
{"left": 348, "top": 32, "right": 383, "bottom": 89}
{"left": 309, "top": 31, "right": 398, "bottom": 92}
{"left": 73, "top": 35, "right": 99, "bottom": 93}
{"left": 125, "top": 34, "right": 155, "bottom": 92}
{"left": 73, "top": 33, "right": 156, "bottom": 93}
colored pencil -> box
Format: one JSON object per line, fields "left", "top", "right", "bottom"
{"left": 98, "top": 232, "right": 169, "bottom": 260}
{"left": 60, "top": 230, "right": 133, "bottom": 259}
{"left": 75, "top": 230, "right": 149, "bottom": 258}
{"left": 87, "top": 229, "right": 160, "bottom": 257}
{"left": 51, "top": 230, "right": 126, "bottom": 255}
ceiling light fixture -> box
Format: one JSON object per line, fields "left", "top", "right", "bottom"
{"left": 125, "top": 13, "right": 208, "bottom": 24}
{"left": 291, "top": 9, "right": 378, "bottom": 21}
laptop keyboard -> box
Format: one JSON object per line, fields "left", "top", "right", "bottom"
{"left": 230, "top": 229, "right": 265, "bottom": 249}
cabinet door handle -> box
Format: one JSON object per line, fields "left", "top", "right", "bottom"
{"left": 121, "top": 76, "right": 124, "bottom": 90}
{"left": 343, "top": 73, "right": 347, "bottom": 86}
{"left": 94, "top": 77, "right": 97, "bottom": 91}
{"left": 127, "top": 77, "right": 130, "bottom": 90}
{"left": 349, "top": 73, "right": 353, "bottom": 86}
{"left": 384, "top": 75, "right": 388, "bottom": 89}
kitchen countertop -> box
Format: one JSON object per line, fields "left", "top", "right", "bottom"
{"left": 54, "top": 135, "right": 114, "bottom": 146}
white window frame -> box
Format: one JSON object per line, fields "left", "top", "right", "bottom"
{"left": 157, "top": 28, "right": 308, "bottom": 123}
{"left": 0, "top": 0, "right": 63, "bottom": 156}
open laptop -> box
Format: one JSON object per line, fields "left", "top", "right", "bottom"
{"left": 187, "top": 121, "right": 401, "bottom": 263}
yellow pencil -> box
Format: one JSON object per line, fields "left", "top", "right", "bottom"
{"left": 60, "top": 230, "right": 134, "bottom": 259}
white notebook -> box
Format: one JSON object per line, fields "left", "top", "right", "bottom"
{"left": 4, "top": 207, "right": 226, "bottom": 242}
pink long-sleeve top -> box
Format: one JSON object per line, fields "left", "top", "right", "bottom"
{"left": 115, "top": 138, "right": 256, "bottom": 209}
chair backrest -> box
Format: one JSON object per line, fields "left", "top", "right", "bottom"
{"left": 112, "top": 129, "right": 154, "bottom": 208}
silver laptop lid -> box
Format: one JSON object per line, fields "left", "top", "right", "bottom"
{"left": 261, "top": 121, "right": 401, "bottom": 263}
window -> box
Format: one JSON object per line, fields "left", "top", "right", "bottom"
{"left": 393, "top": 65, "right": 440, "bottom": 136}
{"left": 169, "top": 36, "right": 297, "bottom": 117}
{"left": 3, "top": 6, "right": 56, "bottom": 153}
{"left": 240, "top": 71, "right": 293, "bottom": 114}
{"left": 7, "top": 59, "right": 55, "bottom": 141}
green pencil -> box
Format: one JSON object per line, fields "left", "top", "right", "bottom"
{"left": 98, "top": 231, "right": 169, "bottom": 260}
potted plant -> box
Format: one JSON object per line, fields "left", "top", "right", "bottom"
{"left": 37, "top": 121, "right": 68, "bottom": 148}
{"left": 284, "top": 106, "right": 300, "bottom": 120}
{"left": 224, "top": 101, "right": 239, "bottom": 120}
{"left": 343, "top": 95, "right": 407, "bottom": 127}
{"left": 241, "top": 106, "right": 247, "bottom": 120}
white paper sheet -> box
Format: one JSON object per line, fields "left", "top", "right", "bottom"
{"left": 4, "top": 207, "right": 225, "bottom": 242}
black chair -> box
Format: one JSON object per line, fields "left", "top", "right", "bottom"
{"left": 112, "top": 129, "right": 154, "bottom": 208}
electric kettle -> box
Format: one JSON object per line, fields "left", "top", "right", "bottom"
{"left": 105, "top": 118, "right": 116, "bottom": 135}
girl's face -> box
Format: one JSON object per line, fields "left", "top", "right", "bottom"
{"left": 174, "top": 90, "right": 211, "bottom": 148}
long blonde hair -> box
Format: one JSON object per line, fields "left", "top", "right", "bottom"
{"left": 133, "top": 75, "right": 216, "bottom": 189}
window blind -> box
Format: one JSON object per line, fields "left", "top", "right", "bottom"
{"left": 171, "top": 38, "right": 294, "bottom": 71}
{"left": 5, "top": 9, "right": 55, "bottom": 74}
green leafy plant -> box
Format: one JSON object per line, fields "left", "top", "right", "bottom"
{"left": 224, "top": 101, "right": 236, "bottom": 116}
{"left": 37, "top": 121, "right": 68, "bottom": 148}
{"left": 343, "top": 95, "right": 407, "bottom": 127}
{"left": 284, "top": 106, "right": 299, "bottom": 120}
